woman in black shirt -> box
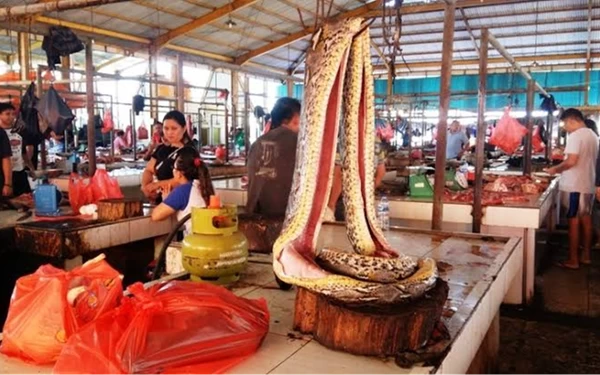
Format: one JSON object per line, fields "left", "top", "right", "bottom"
{"left": 141, "top": 110, "right": 195, "bottom": 203}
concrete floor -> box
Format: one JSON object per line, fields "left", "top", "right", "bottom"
{"left": 498, "top": 227, "right": 600, "bottom": 374}
{"left": 535, "top": 229, "right": 600, "bottom": 317}
{"left": 499, "top": 315, "right": 600, "bottom": 374}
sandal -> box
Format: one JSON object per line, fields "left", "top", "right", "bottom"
{"left": 554, "top": 260, "right": 579, "bottom": 270}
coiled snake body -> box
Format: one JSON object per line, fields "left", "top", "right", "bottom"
{"left": 272, "top": 18, "right": 437, "bottom": 305}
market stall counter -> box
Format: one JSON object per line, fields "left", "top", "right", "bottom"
{"left": 384, "top": 173, "right": 559, "bottom": 305}
{"left": 0, "top": 223, "right": 522, "bottom": 374}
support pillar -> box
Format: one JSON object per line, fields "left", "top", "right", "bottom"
{"left": 230, "top": 70, "right": 240, "bottom": 162}
{"left": 545, "top": 112, "right": 553, "bottom": 163}
{"left": 17, "top": 32, "right": 30, "bottom": 81}
{"left": 149, "top": 48, "right": 158, "bottom": 120}
{"left": 244, "top": 75, "right": 250, "bottom": 155}
{"left": 473, "top": 28, "right": 488, "bottom": 234}
{"left": 86, "top": 40, "right": 96, "bottom": 177}
{"left": 61, "top": 55, "right": 71, "bottom": 91}
{"left": 584, "top": 0, "right": 592, "bottom": 106}
{"left": 176, "top": 54, "right": 185, "bottom": 112}
{"left": 432, "top": 0, "right": 456, "bottom": 231}
{"left": 523, "top": 79, "right": 534, "bottom": 175}
{"left": 36, "top": 65, "right": 46, "bottom": 170}
{"left": 286, "top": 79, "right": 294, "bottom": 98}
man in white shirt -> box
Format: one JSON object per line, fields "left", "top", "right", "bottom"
{"left": 546, "top": 108, "right": 599, "bottom": 269}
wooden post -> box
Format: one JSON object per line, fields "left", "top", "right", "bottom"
{"left": 387, "top": 69, "right": 394, "bottom": 100}
{"left": 17, "top": 33, "right": 30, "bottom": 81}
{"left": 176, "top": 54, "right": 184, "bottom": 112}
{"left": 584, "top": 0, "right": 592, "bottom": 106}
{"left": 545, "top": 112, "right": 553, "bottom": 163}
{"left": 36, "top": 65, "right": 46, "bottom": 170}
{"left": 85, "top": 40, "right": 96, "bottom": 176}
{"left": 149, "top": 47, "right": 158, "bottom": 120}
{"left": 230, "top": 70, "right": 239, "bottom": 160}
{"left": 473, "top": 28, "right": 488, "bottom": 234}
{"left": 286, "top": 79, "right": 294, "bottom": 98}
{"left": 432, "top": 0, "right": 456, "bottom": 231}
{"left": 61, "top": 56, "right": 71, "bottom": 92}
{"left": 523, "top": 79, "right": 534, "bottom": 175}
{"left": 244, "top": 75, "right": 250, "bottom": 155}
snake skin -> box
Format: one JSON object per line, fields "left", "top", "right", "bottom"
{"left": 272, "top": 18, "right": 438, "bottom": 305}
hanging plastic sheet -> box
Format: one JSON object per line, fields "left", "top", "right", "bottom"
{"left": 37, "top": 85, "right": 74, "bottom": 135}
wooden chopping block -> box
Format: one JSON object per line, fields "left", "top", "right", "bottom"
{"left": 293, "top": 279, "right": 449, "bottom": 356}
{"left": 97, "top": 198, "right": 143, "bottom": 221}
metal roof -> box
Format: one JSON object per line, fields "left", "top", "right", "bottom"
{"left": 0, "top": 0, "right": 597, "bottom": 79}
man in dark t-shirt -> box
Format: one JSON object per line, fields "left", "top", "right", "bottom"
{"left": 246, "top": 98, "right": 301, "bottom": 217}
{"left": 0, "top": 127, "right": 12, "bottom": 196}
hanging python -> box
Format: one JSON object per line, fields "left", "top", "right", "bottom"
{"left": 272, "top": 18, "right": 438, "bottom": 305}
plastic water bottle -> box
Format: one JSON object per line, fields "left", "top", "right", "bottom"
{"left": 378, "top": 196, "right": 390, "bottom": 231}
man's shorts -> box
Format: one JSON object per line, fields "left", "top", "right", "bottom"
{"left": 560, "top": 191, "right": 594, "bottom": 218}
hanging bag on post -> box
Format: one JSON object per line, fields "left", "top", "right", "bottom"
{"left": 137, "top": 121, "right": 149, "bottom": 140}
{"left": 489, "top": 108, "right": 528, "bottom": 155}
{"left": 36, "top": 85, "right": 75, "bottom": 135}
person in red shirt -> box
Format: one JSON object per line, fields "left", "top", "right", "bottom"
{"left": 144, "top": 122, "right": 164, "bottom": 161}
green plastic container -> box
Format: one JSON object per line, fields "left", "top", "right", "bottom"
{"left": 409, "top": 174, "right": 434, "bottom": 198}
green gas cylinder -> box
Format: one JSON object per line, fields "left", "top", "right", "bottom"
{"left": 181, "top": 204, "right": 248, "bottom": 284}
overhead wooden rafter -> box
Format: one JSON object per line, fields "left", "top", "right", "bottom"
{"left": 235, "top": 0, "right": 383, "bottom": 65}
{"left": 369, "top": 52, "right": 600, "bottom": 72}
{"left": 25, "top": 16, "right": 296, "bottom": 81}
{"left": 154, "top": 0, "right": 258, "bottom": 48}
{"left": 0, "top": 0, "right": 130, "bottom": 18}
{"left": 363, "top": 0, "right": 528, "bottom": 18}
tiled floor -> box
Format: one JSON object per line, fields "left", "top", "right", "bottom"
{"left": 534, "top": 230, "right": 600, "bottom": 317}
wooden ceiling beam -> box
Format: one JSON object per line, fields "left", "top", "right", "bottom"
{"left": 250, "top": 3, "right": 303, "bottom": 26}
{"left": 370, "top": 40, "right": 600, "bottom": 58}
{"left": 363, "top": 0, "right": 538, "bottom": 18}
{"left": 154, "top": 0, "right": 257, "bottom": 47}
{"left": 371, "top": 25, "right": 599, "bottom": 47}
{"left": 35, "top": 15, "right": 151, "bottom": 43}
{"left": 369, "top": 2, "right": 595, "bottom": 30}
{"left": 235, "top": 0, "right": 383, "bottom": 65}
{"left": 0, "top": 0, "right": 131, "bottom": 19}
{"left": 296, "top": 53, "right": 600, "bottom": 76}
{"left": 373, "top": 53, "right": 600, "bottom": 71}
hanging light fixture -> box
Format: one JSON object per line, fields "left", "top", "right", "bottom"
{"left": 226, "top": 18, "right": 237, "bottom": 29}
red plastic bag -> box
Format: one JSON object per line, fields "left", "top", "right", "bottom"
{"left": 101, "top": 109, "right": 114, "bottom": 134}
{"left": 137, "top": 123, "right": 149, "bottom": 140}
{"left": 68, "top": 172, "right": 93, "bottom": 214}
{"left": 532, "top": 126, "right": 545, "bottom": 153}
{"left": 90, "top": 169, "right": 123, "bottom": 202}
{"left": 489, "top": 108, "right": 528, "bottom": 154}
{"left": 377, "top": 123, "right": 394, "bottom": 142}
{"left": 54, "top": 281, "right": 270, "bottom": 374}
{"left": 0, "top": 256, "right": 122, "bottom": 364}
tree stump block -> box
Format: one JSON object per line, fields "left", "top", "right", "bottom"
{"left": 97, "top": 198, "right": 143, "bottom": 222}
{"left": 293, "top": 279, "right": 449, "bottom": 356}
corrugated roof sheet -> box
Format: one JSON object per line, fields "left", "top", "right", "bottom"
{"left": 0, "top": 0, "right": 596, "bottom": 77}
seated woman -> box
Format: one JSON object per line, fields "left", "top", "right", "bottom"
{"left": 113, "top": 130, "right": 128, "bottom": 154}
{"left": 151, "top": 147, "right": 215, "bottom": 235}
